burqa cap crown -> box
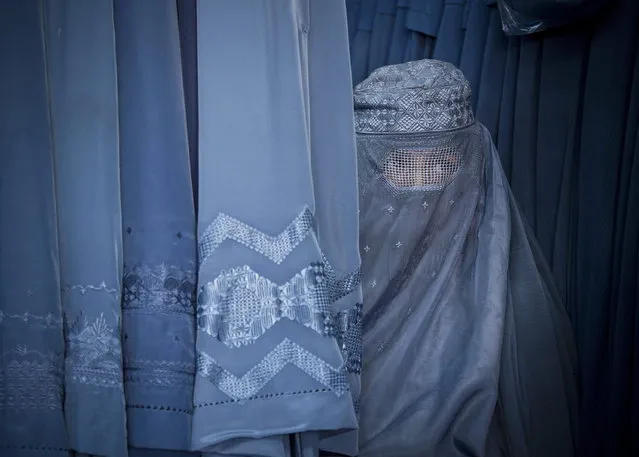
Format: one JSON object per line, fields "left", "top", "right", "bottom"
{"left": 354, "top": 59, "right": 474, "bottom": 134}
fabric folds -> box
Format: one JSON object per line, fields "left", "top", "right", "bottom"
{"left": 114, "top": 0, "right": 198, "bottom": 452}
{"left": 343, "top": 1, "right": 639, "bottom": 454}
{"left": 354, "top": 60, "right": 577, "bottom": 457}
{"left": 0, "top": 2, "right": 69, "bottom": 455}
{"left": 1, "top": 1, "right": 362, "bottom": 456}
{"left": 192, "top": 1, "right": 362, "bottom": 456}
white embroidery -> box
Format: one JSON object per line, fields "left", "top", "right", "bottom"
{"left": 199, "top": 206, "right": 314, "bottom": 266}
{"left": 197, "top": 338, "right": 349, "bottom": 401}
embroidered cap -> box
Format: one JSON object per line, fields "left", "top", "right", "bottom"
{"left": 354, "top": 59, "right": 474, "bottom": 134}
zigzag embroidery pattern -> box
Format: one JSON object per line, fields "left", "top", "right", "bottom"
{"left": 197, "top": 261, "right": 362, "bottom": 347}
{"left": 196, "top": 263, "right": 332, "bottom": 348}
{"left": 196, "top": 338, "right": 349, "bottom": 401}
{"left": 198, "top": 206, "right": 315, "bottom": 266}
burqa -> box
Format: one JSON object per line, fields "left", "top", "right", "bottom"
{"left": 354, "top": 59, "right": 578, "bottom": 457}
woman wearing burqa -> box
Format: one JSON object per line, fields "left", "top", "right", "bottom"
{"left": 354, "top": 59, "right": 578, "bottom": 457}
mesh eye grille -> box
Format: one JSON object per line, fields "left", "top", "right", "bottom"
{"left": 381, "top": 147, "right": 461, "bottom": 190}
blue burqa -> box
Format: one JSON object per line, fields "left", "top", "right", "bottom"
{"left": 354, "top": 60, "right": 578, "bottom": 457}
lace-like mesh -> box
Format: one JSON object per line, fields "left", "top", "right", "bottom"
{"left": 357, "top": 125, "right": 483, "bottom": 200}
{"left": 382, "top": 147, "right": 461, "bottom": 190}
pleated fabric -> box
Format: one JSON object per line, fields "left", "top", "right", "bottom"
{"left": 192, "top": 1, "right": 362, "bottom": 455}
{"left": 1, "top": 2, "right": 362, "bottom": 456}
{"left": 344, "top": 0, "right": 639, "bottom": 455}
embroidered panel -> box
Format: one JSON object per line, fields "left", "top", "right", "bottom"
{"left": 60, "top": 282, "right": 123, "bottom": 388}
{"left": 197, "top": 262, "right": 362, "bottom": 348}
{"left": 199, "top": 206, "right": 314, "bottom": 265}
{"left": 322, "top": 258, "right": 362, "bottom": 304}
{"left": 65, "top": 311, "right": 123, "bottom": 388}
{"left": 0, "top": 345, "right": 64, "bottom": 411}
{"left": 194, "top": 207, "right": 362, "bottom": 409}
{"left": 196, "top": 338, "right": 349, "bottom": 401}
{"left": 62, "top": 281, "right": 119, "bottom": 299}
{"left": 0, "top": 311, "right": 62, "bottom": 329}
{"left": 124, "top": 359, "right": 195, "bottom": 390}
{"left": 352, "top": 397, "right": 361, "bottom": 415}
{"left": 334, "top": 302, "right": 363, "bottom": 375}
{"left": 121, "top": 262, "right": 197, "bottom": 414}
{"left": 0, "top": 311, "right": 65, "bottom": 412}
{"left": 353, "top": 59, "right": 474, "bottom": 134}
{"left": 197, "top": 263, "right": 332, "bottom": 348}
{"left": 123, "top": 263, "right": 196, "bottom": 317}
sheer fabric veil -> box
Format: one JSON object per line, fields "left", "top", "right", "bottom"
{"left": 355, "top": 60, "right": 578, "bottom": 457}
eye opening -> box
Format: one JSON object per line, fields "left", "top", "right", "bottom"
{"left": 381, "top": 147, "right": 461, "bottom": 190}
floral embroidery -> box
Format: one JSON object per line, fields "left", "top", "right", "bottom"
{"left": 122, "top": 263, "right": 196, "bottom": 317}
{"left": 121, "top": 262, "right": 197, "bottom": 413}
{"left": 65, "top": 312, "right": 122, "bottom": 388}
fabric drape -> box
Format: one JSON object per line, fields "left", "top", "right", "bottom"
{"left": 114, "top": 0, "right": 198, "bottom": 453}
{"left": 192, "top": 1, "right": 361, "bottom": 455}
{"left": 1, "top": 1, "right": 362, "bottom": 456}
{"left": 345, "top": 0, "right": 639, "bottom": 455}
{"left": 0, "top": 2, "right": 69, "bottom": 455}
{"left": 44, "top": 2, "right": 127, "bottom": 455}
{"left": 353, "top": 60, "right": 577, "bottom": 457}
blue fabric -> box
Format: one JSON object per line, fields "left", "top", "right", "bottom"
{"left": 432, "top": 0, "right": 467, "bottom": 66}
{"left": 575, "top": 2, "right": 639, "bottom": 455}
{"left": 192, "top": 0, "right": 361, "bottom": 455}
{"left": 403, "top": 0, "right": 443, "bottom": 61}
{"left": 0, "top": 2, "right": 68, "bottom": 455}
{"left": 498, "top": 0, "right": 616, "bottom": 35}
{"left": 368, "top": 0, "right": 398, "bottom": 74}
{"left": 494, "top": 35, "right": 520, "bottom": 177}
{"left": 343, "top": 0, "right": 639, "bottom": 455}
{"left": 509, "top": 37, "right": 542, "bottom": 226}
{"left": 114, "top": 0, "right": 198, "bottom": 453}
{"left": 386, "top": 0, "right": 411, "bottom": 65}
{"left": 346, "top": 0, "right": 363, "bottom": 42}
{"left": 355, "top": 89, "right": 577, "bottom": 457}
{"left": 43, "top": 2, "right": 126, "bottom": 455}
{"left": 176, "top": 0, "right": 199, "bottom": 212}
{"left": 533, "top": 32, "right": 588, "bottom": 304}
{"left": 473, "top": 6, "right": 508, "bottom": 136}
{"left": 0, "top": 1, "right": 361, "bottom": 456}
{"left": 458, "top": 0, "right": 492, "bottom": 110}
{"left": 404, "top": 0, "right": 444, "bottom": 36}
{"left": 350, "top": 0, "right": 379, "bottom": 85}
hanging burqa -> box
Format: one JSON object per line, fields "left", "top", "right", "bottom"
{"left": 354, "top": 59, "right": 578, "bottom": 457}
{"left": 0, "top": 1, "right": 362, "bottom": 456}
{"left": 192, "top": 1, "right": 362, "bottom": 456}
